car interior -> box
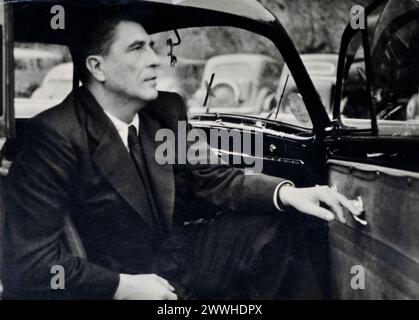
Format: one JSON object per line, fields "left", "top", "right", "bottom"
{"left": 0, "top": 0, "right": 419, "bottom": 299}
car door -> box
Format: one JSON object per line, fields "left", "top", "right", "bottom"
{"left": 327, "top": 0, "right": 419, "bottom": 299}
{"left": 0, "top": 1, "right": 14, "bottom": 296}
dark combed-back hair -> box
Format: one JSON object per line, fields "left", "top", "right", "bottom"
{"left": 70, "top": 12, "right": 127, "bottom": 84}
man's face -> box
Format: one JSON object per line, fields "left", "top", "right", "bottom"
{"left": 101, "top": 21, "right": 160, "bottom": 103}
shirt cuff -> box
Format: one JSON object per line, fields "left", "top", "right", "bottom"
{"left": 273, "top": 180, "right": 295, "bottom": 212}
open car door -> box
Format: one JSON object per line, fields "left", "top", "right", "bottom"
{"left": 327, "top": 0, "right": 419, "bottom": 299}
{"left": 0, "top": 1, "right": 14, "bottom": 297}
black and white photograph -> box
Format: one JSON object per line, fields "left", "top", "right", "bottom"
{"left": 0, "top": 0, "right": 418, "bottom": 306}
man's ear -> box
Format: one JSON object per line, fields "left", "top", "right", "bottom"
{"left": 85, "top": 55, "right": 106, "bottom": 82}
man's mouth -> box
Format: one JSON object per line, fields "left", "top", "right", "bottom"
{"left": 145, "top": 76, "right": 157, "bottom": 82}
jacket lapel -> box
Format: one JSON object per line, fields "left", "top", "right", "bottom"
{"left": 139, "top": 107, "right": 175, "bottom": 231}
{"left": 76, "top": 88, "right": 155, "bottom": 227}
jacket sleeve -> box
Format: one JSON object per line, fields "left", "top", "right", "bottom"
{"left": 172, "top": 93, "right": 287, "bottom": 215}
{"left": 2, "top": 117, "right": 119, "bottom": 299}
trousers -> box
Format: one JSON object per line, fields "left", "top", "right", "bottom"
{"left": 148, "top": 211, "right": 325, "bottom": 300}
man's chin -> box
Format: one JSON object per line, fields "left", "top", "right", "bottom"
{"left": 149, "top": 91, "right": 159, "bottom": 100}
{"left": 140, "top": 90, "right": 159, "bottom": 102}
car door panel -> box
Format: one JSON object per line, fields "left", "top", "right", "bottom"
{"left": 328, "top": 158, "right": 419, "bottom": 299}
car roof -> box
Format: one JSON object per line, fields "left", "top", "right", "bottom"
{"left": 299, "top": 53, "right": 339, "bottom": 61}
{"left": 11, "top": 0, "right": 276, "bottom": 22}
{"left": 202, "top": 54, "right": 279, "bottom": 78}
{"left": 281, "top": 53, "right": 338, "bottom": 77}
{"left": 12, "top": 0, "right": 277, "bottom": 44}
{"left": 206, "top": 53, "right": 277, "bottom": 65}
{"left": 13, "top": 48, "right": 62, "bottom": 60}
{"left": 142, "top": 0, "right": 276, "bottom": 22}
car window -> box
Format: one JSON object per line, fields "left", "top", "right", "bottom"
{"left": 339, "top": 0, "right": 419, "bottom": 136}
{"left": 152, "top": 27, "right": 316, "bottom": 129}
{"left": 370, "top": 0, "right": 419, "bottom": 136}
{"left": 340, "top": 36, "right": 372, "bottom": 130}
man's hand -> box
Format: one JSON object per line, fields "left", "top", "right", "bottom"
{"left": 279, "top": 185, "right": 362, "bottom": 222}
{"left": 113, "top": 273, "right": 178, "bottom": 300}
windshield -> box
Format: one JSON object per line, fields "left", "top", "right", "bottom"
{"left": 151, "top": 27, "right": 318, "bottom": 129}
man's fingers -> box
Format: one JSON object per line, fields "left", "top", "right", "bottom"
{"left": 333, "top": 191, "right": 362, "bottom": 216}
{"left": 156, "top": 276, "right": 175, "bottom": 292}
{"left": 164, "top": 291, "right": 178, "bottom": 300}
{"left": 302, "top": 203, "right": 334, "bottom": 221}
{"left": 318, "top": 190, "right": 345, "bottom": 223}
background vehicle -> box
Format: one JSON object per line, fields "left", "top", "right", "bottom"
{"left": 271, "top": 54, "right": 338, "bottom": 127}
{"left": 277, "top": 53, "right": 338, "bottom": 113}
{"left": 30, "top": 62, "right": 73, "bottom": 100}
{"left": 14, "top": 47, "right": 64, "bottom": 98}
{"left": 14, "top": 47, "right": 62, "bottom": 71}
{"left": 188, "top": 54, "right": 282, "bottom": 115}
{"left": 0, "top": 0, "right": 418, "bottom": 300}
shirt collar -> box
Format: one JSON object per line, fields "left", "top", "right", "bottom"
{"left": 103, "top": 110, "right": 140, "bottom": 150}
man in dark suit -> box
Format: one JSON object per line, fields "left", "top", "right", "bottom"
{"left": 2, "top": 17, "right": 360, "bottom": 300}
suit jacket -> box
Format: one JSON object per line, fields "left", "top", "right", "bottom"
{"left": 1, "top": 87, "right": 285, "bottom": 299}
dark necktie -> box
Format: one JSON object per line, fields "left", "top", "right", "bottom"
{"left": 127, "top": 125, "right": 164, "bottom": 233}
{"left": 128, "top": 125, "right": 141, "bottom": 152}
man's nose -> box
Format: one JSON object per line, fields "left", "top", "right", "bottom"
{"left": 148, "top": 48, "right": 160, "bottom": 68}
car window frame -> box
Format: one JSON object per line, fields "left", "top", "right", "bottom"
{"left": 333, "top": 0, "right": 388, "bottom": 135}
{"left": 0, "top": 2, "right": 14, "bottom": 139}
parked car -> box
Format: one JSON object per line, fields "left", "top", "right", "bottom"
{"left": 278, "top": 54, "right": 338, "bottom": 112}
{"left": 188, "top": 53, "right": 282, "bottom": 115}
{"left": 14, "top": 47, "right": 64, "bottom": 98}
{"left": 0, "top": 0, "right": 418, "bottom": 300}
{"left": 270, "top": 53, "right": 338, "bottom": 127}
{"left": 30, "top": 62, "right": 73, "bottom": 101}
{"left": 14, "top": 47, "right": 62, "bottom": 71}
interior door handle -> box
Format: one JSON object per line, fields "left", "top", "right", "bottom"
{"left": 331, "top": 184, "right": 368, "bottom": 226}
{"left": 351, "top": 196, "right": 368, "bottom": 226}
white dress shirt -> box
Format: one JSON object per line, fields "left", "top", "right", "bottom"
{"left": 103, "top": 111, "right": 140, "bottom": 151}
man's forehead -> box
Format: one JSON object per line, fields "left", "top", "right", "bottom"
{"left": 113, "top": 20, "right": 151, "bottom": 44}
